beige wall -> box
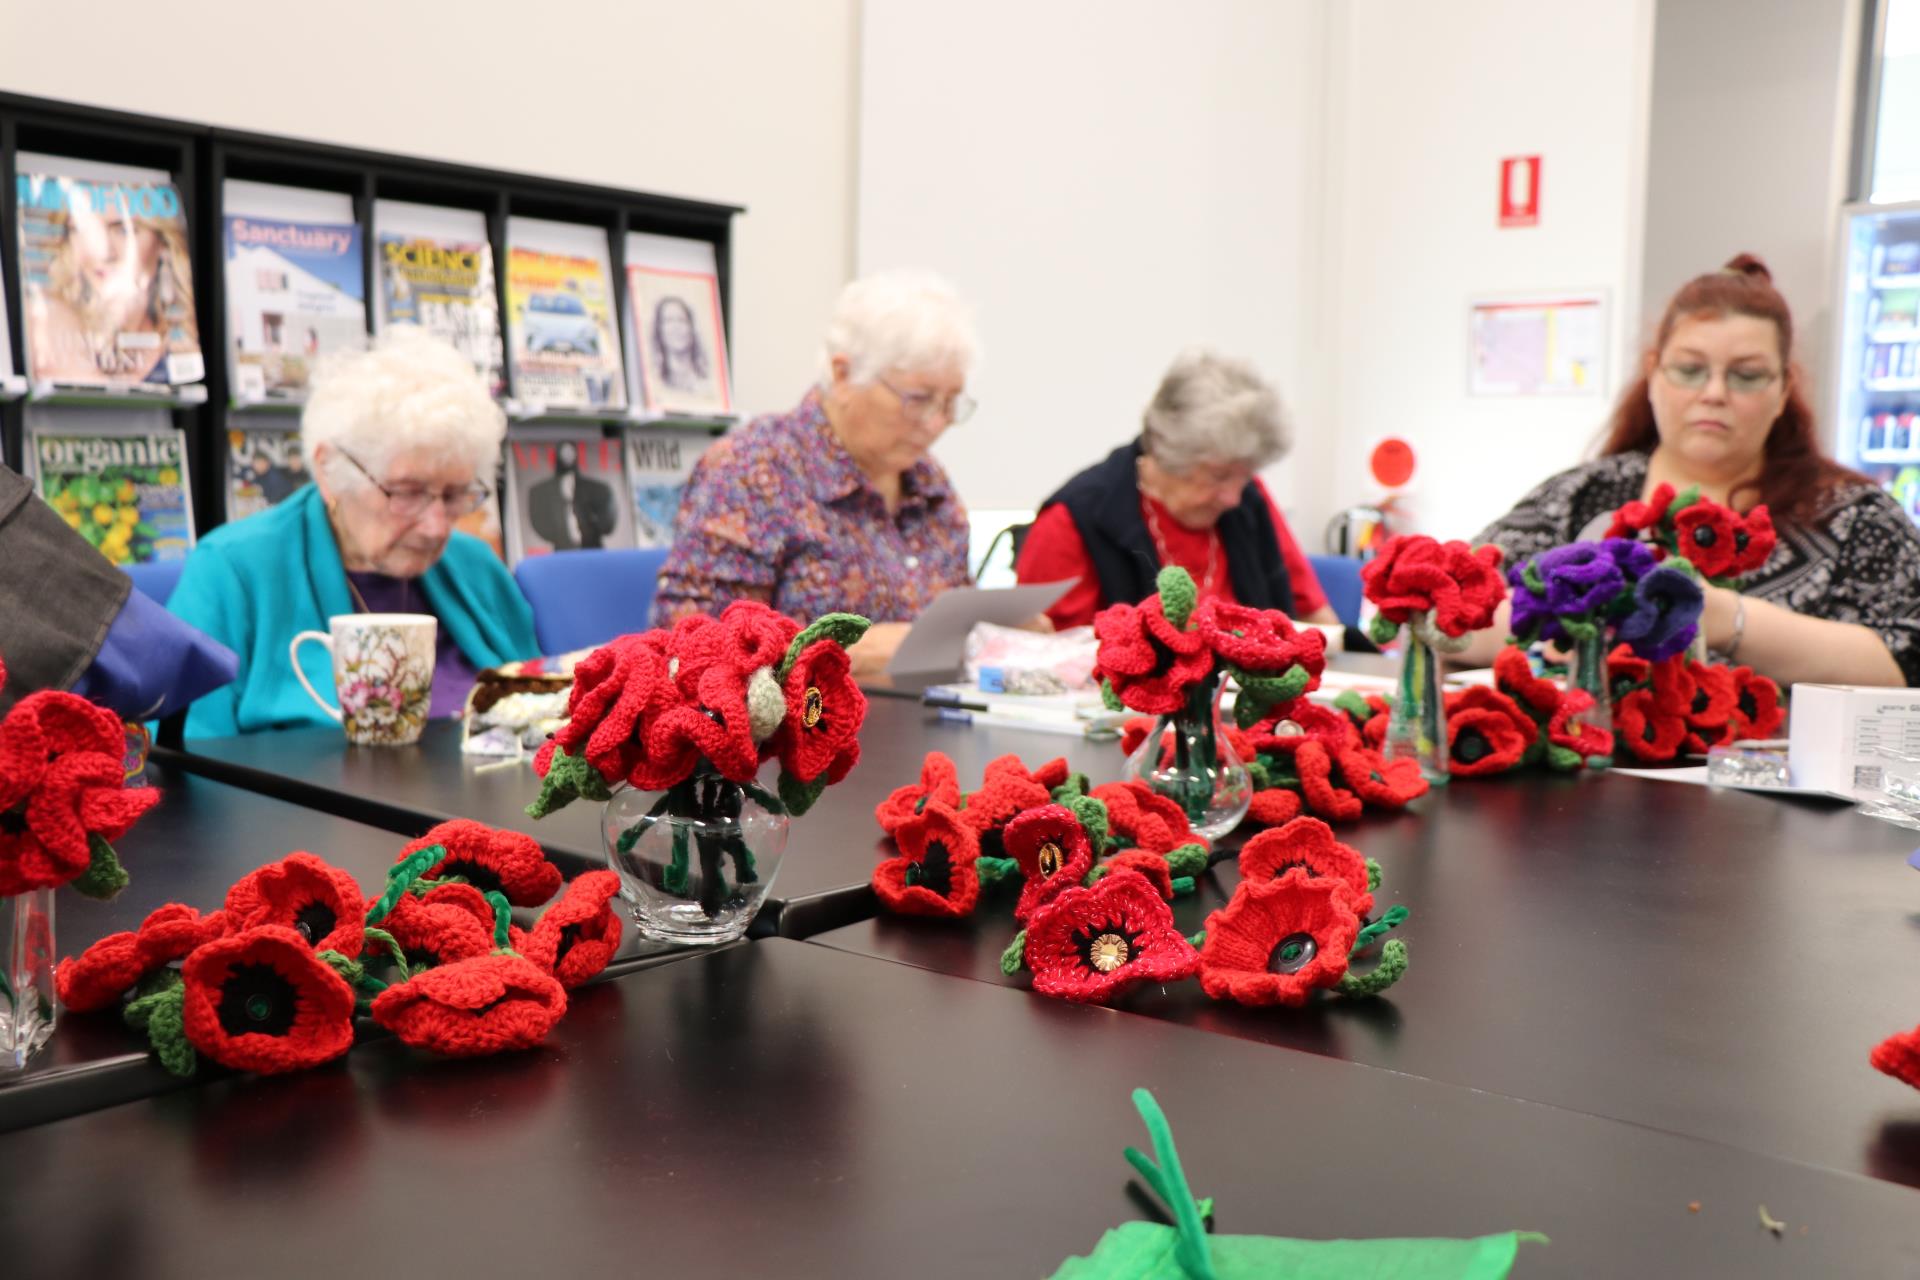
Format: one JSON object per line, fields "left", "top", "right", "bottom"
{"left": 0, "top": 0, "right": 861, "bottom": 417}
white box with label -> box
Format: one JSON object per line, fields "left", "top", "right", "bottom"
{"left": 1787, "top": 684, "right": 1920, "bottom": 799}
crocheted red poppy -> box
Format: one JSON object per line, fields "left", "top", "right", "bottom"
{"left": 1004, "top": 804, "right": 1095, "bottom": 922}
{"left": 959, "top": 755, "right": 1067, "bottom": 839}
{"left": 1198, "top": 870, "right": 1359, "bottom": 1008}
{"left": 547, "top": 635, "right": 661, "bottom": 781}
{"left": 1092, "top": 597, "right": 1216, "bottom": 716}
{"left": 55, "top": 903, "right": 225, "bottom": 1012}
{"left": 1360, "top": 536, "right": 1506, "bottom": 637}
{"left": 672, "top": 600, "right": 802, "bottom": 683}
{"left": 1731, "top": 506, "right": 1777, "bottom": 576}
{"left": 1603, "top": 482, "right": 1677, "bottom": 540}
{"left": 1024, "top": 869, "right": 1199, "bottom": 1004}
{"left": 1, "top": 750, "right": 159, "bottom": 896}
{"left": 181, "top": 925, "right": 357, "bottom": 1074}
{"left": 224, "top": 852, "right": 367, "bottom": 957}
{"left": 1238, "top": 817, "right": 1372, "bottom": 917}
{"left": 1727, "top": 666, "right": 1785, "bottom": 740}
{"left": 1246, "top": 699, "right": 1358, "bottom": 758}
{"left": 403, "top": 820, "right": 563, "bottom": 908}
{"left": 1492, "top": 647, "right": 1561, "bottom": 719}
{"left": 1102, "top": 849, "right": 1175, "bottom": 901}
{"left": 524, "top": 871, "right": 624, "bottom": 988}
{"left": 875, "top": 752, "right": 963, "bottom": 835}
{"left": 1446, "top": 706, "right": 1529, "bottom": 776}
{"left": 1872, "top": 1025, "right": 1920, "bottom": 1090}
{"left": 1674, "top": 504, "right": 1739, "bottom": 579}
{"left": 1615, "top": 657, "right": 1695, "bottom": 762}
{"left": 1607, "top": 645, "right": 1652, "bottom": 702}
{"left": 1294, "top": 741, "right": 1361, "bottom": 821}
{"left": 1196, "top": 601, "right": 1329, "bottom": 678}
{"left": 873, "top": 802, "right": 982, "bottom": 917}
{"left": 1338, "top": 748, "right": 1429, "bottom": 809}
{"left": 0, "top": 689, "right": 127, "bottom": 811}
{"left": 1546, "top": 688, "right": 1615, "bottom": 758}
{"left": 1246, "top": 787, "right": 1303, "bottom": 827}
{"left": 1680, "top": 660, "right": 1739, "bottom": 752}
{"left": 1089, "top": 780, "right": 1208, "bottom": 854}
{"left": 650, "top": 659, "right": 761, "bottom": 784}
{"left": 371, "top": 953, "right": 567, "bottom": 1057}
{"left": 376, "top": 889, "right": 497, "bottom": 973}
{"left": 1119, "top": 716, "right": 1156, "bottom": 757}
{"left": 779, "top": 638, "right": 865, "bottom": 785}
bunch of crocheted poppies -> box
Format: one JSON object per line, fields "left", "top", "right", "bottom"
{"left": 868, "top": 752, "right": 1212, "bottom": 920}
{"left": 54, "top": 819, "right": 623, "bottom": 1077}
{"left": 1507, "top": 538, "right": 1703, "bottom": 663}
{"left": 1605, "top": 482, "right": 1776, "bottom": 585}
{"left": 1606, "top": 645, "right": 1783, "bottom": 763}
{"left": 1360, "top": 534, "right": 1506, "bottom": 653}
{"left": 526, "top": 600, "right": 871, "bottom": 820}
{"left": 0, "top": 654, "right": 158, "bottom": 900}
{"left": 1093, "top": 565, "right": 1327, "bottom": 729}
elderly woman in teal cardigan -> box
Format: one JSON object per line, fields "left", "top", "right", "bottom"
{"left": 171, "top": 330, "right": 538, "bottom": 736}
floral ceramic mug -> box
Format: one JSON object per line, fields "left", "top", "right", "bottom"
{"left": 291, "top": 613, "right": 437, "bottom": 746}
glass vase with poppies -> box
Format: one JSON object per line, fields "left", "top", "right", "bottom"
{"left": 1093, "top": 566, "right": 1326, "bottom": 841}
{"left": 525, "top": 602, "right": 871, "bottom": 944}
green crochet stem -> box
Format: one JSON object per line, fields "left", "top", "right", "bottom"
{"left": 1000, "top": 929, "right": 1027, "bottom": 976}
{"left": 72, "top": 834, "right": 130, "bottom": 900}
{"left": 1171, "top": 875, "right": 1195, "bottom": 897}
{"left": 486, "top": 890, "right": 514, "bottom": 951}
{"left": 1521, "top": 560, "right": 1547, "bottom": 597}
{"left": 123, "top": 974, "right": 194, "bottom": 1078}
{"left": 525, "top": 744, "right": 613, "bottom": 819}
{"left": 1186, "top": 929, "right": 1205, "bottom": 949}
{"left": 1156, "top": 566, "right": 1199, "bottom": 629}
{"left": 1350, "top": 904, "right": 1409, "bottom": 955}
{"left": 1067, "top": 795, "right": 1110, "bottom": 853}
{"left": 665, "top": 821, "right": 691, "bottom": 895}
{"left": 361, "top": 927, "right": 412, "bottom": 983}
{"left": 1244, "top": 757, "right": 1271, "bottom": 790}
{"left": 365, "top": 845, "right": 445, "bottom": 926}
{"left": 777, "top": 612, "right": 871, "bottom": 679}
{"left": 743, "top": 781, "right": 787, "bottom": 816}
{"left": 1051, "top": 772, "right": 1091, "bottom": 803}
{"left": 1364, "top": 858, "right": 1382, "bottom": 892}
{"left": 1231, "top": 664, "right": 1312, "bottom": 727}
{"left": 977, "top": 855, "right": 1020, "bottom": 887}
{"left": 1337, "top": 938, "right": 1409, "bottom": 997}
{"left": 319, "top": 948, "right": 387, "bottom": 997}
{"left": 1122, "top": 1088, "right": 1216, "bottom": 1280}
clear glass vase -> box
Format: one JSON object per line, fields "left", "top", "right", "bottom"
{"left": 1385, "top": 635, "right": 1449, "bottom": 784}
{"left": 603, "top": 774, "right": 789, "bottom": 945}
{"left": 1123, "top": 675, "right": 1251, "bottom": 841}
{"left": 1567, "top": 631, "right": 1615, "bottom": 769}
{"left": 3, "top": 888, "right": 57, "bottom": 1074}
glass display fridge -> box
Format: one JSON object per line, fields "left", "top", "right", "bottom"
{"left": 1834, "top": 200, "right": 1920, "bottom": 522}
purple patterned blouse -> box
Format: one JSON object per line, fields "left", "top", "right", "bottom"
{"left": 652, "top": 389, "right": 972, "bottom": 624}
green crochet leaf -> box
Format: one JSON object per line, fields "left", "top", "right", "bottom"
{"left": 1243, "top": 757, "right": 1271, "bottom": 789}
{"left": 1350, "top": 904, "right": 1410, "bottom": 956}
{"left": 779, "top": 612, "right": 873, "bottom": 679}
{"left": 1156, "top": 566, "right": 1199, "bottom": 629}
{"left": 977, "top": 855, "right": 1020, "bottom": 887}
{"left": 1368, "top": 613, "right": 1402, "bottom": 646}
{"left": 1521, "top": 560, "right": 1546, "bottom": 596}
{"left": 1052, "top": 772, "right": 1092, "bottom": 803}
{"left": 778, "top": 768, "right": 830, "bottom": 818}
{"left": 1101, "top": 678, "right": 1126, "bottom": 713}
{"left": 525, "top": 745, "right": 613, "bottom": 819}
{"left": 1364, "top": 857, "right": 1382, "bottom": 892}
{"left": 1544, "top": 743, "right": 1584, "bottom": 772}
{"left": 71, "top": 835, "right": 129, "bottom": 900}
{"left": 1069, "top": 795, "right": 1111, "bottom": 853}
{"left": 124, "top": 977, "right": 194, "bottom": 1078}
{"left": 1667, "top": 484, "right": 1701, "bottom": 518}
{"left": 1000, "top": 929, "right": 1027, "bottom": 976}
{"left": 1172, "top": 876, "right": 1196, "bottom": 897}
{"left": 1332, "top": 688, "right": 1374, "bottom": 723}
{"left": 1165, "top": 843, "right": 1208, "bottom": 879}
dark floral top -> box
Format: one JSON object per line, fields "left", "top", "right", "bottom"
{"left": 1474, "top": 451, "right": 1920, "bottom": 686}
{"left": 652, "top": 390, "right": 971, "bottom": 625}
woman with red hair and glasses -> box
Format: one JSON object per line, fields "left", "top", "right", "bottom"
{"left": 1468, "top": 254, "right": 1920, "bottom": 687}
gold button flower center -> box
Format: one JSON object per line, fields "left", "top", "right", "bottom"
{"left": 1038, "top": 842, "right": 1064, "bottom": 876}
{"left": 1088, "top": 932, "right": 1130, "bottom": 973}
{"left": 802, "top": 686, "right": 824, "bottom": 728}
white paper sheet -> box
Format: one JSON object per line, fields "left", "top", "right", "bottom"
{"left": 886, "top": 581, "right": 1076, "bottom": 675}
{"left": 1611, "top": 765, "right": 1851, "bottom": 800}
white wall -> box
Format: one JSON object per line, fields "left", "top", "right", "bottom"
{"left": 856, "top": 0, "right": 1330, "bottom": 521}
{"left": 0, "top": 0, "right": 860, "bottom": 417}
{"left": 1317, "top": 0, "right": 1657, "bottom": 543}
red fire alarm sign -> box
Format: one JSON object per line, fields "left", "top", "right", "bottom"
{"left": 1499, "top": 156, "right": 1540, "bottom": 228}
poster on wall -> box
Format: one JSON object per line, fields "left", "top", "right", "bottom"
{"left": 27, "top": 407, "right": 194, "bottom": 565}
{"left": 374, "top": 199, "right": 505, "bottom": 396}
{"left": 1468, "top": 293, "right": 1606, "bottom": 396}
{"left": 623, "top": 231, "right": 732, "bottom": 418}
{"left": 14, "top": 153, "right": 203, "bottom": 388}
{"left": 503, "top": 427, "right": 635, "bottom": 562}
{"left": 625, "top": 424, "right": 708, "bottom": 547}
{"left": 504, "top": 218, "right": 626, "bottom": 413}
{"left": 222, "top": 179, "right": 367, "bottom": 402}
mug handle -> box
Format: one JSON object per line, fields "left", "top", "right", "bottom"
{"left": 289, "top": 631, "right": 343, "bottom": 723}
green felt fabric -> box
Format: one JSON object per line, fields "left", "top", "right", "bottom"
{"left": 1050, "top": 1225, "right": 1545, "bottom": 1279}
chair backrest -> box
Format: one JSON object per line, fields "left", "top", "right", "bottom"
{"left": 1307, "top": 554, "right": 1364, "bottom": 629}
{"left": 123, "top": 560, "right": 185, "bottom": 606}
{"left": 514, "top": 547, "right": 670, "bottom": 654}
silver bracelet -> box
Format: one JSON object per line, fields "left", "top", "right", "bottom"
{"left": 1724, "top": 595, "right": 1747, "bottom": 663}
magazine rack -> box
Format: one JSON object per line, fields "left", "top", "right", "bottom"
{"left": 0, "top": 91, "right": 739, "bottom": 540}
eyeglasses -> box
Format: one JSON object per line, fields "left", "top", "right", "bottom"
{"left": 338, "top": 449, "right": 490, "bottom": 519}
{"left": 878, "top": 376, "right": 977, "bottom": 426}
{"left": 1659, "top": 362, "right": 1781, "bottom": 396}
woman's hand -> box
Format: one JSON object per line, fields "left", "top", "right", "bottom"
{"left": 846, "top": 621, "right": 913, "bottom": 680}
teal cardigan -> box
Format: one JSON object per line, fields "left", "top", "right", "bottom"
{"left": 169, "top": 485, "right": 539, "bottom": 738}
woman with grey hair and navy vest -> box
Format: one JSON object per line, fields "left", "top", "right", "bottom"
{"left": 1015, "top": 349, "right": 1334, "bottom": 630}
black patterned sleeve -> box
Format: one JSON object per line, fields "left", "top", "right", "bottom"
{"left": 1827, "top": 488, "right": 1920, "bottom": 686}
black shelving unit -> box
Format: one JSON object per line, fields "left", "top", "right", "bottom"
{"left": 0, "top": 91, "right": 741, "bottom": 536}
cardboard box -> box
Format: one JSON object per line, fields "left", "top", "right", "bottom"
{"left": 1787, "top": 683, "right": 1920, "bottom": 799}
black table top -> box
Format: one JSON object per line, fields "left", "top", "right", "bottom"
{"left": 162, "top": 697, "right": 1120, "bottom": 937}
{"left": 1, "top": 940, "right": 1913, "bottom": 1278}
{"left": 812, "top": 767, "right": 1920, "bottom": 1189}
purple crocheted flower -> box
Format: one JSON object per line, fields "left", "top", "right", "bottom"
{"left": 1596, "top": 537, "right": 1658, "bottom": 579}
{"left": 1506, "top": 562, "right": 1567, "bottom": 645}
{"left": 1535, "top": 543, "right": 1628, "bottom": 616}
{"left": 1614, "top": 566, "right": 1703, "bottom": 662}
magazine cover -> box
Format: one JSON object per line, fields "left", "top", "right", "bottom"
{"left": 226, "top": 424, "right": 309, "bottom": 521}
{"left": 505, "top": 218, "right": 626, "bottom": 412}
{"left": 626, "top": 425, "right": 706, "bottom": 548}
{"left": 504, "top": 429, "right": 634, "bottom": 562}
{"left": 224, "top": 180, "right": 367, "bottom": 401}
{"left": 624, "top": 231, "right": 731, "bottom": 417}
{"left": 29, "top": 411, "right": 194, "bottom": 565}
{"left": 375, "top": 199, "right": 505, "bottom": 396}
{"left": 0, "top": 240, "right": 14, "bottom": 383}
{"left": 14, "top": 154, "right": 204, "bottom": 387}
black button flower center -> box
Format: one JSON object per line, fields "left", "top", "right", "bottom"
{"left": 293, "top": 900, "right": 337, "bottom": 945}
{"left": 1691, "top": 689, "right": 1710, "bottom": 715}
{"left": 1734, "top": 529, "right": 1750, "bottom": 554}
{"left": 1691, "top": 526, "right": 1717, "bottom": 547}
{"left": 802, "top": 686, "right": 824, "bottom": 729}
{"left": 905, "top": 839, "right": 954, "bottom": 897}
{"left": 1267, "top": 932, "right": 1317, "bottom": 975}
{"left": 1738, "top": 688, "right": 1758, "bottom": 719}
{"left": 216, "top": 962, "right": 298, "bottom": 1037}
{"left": 438, "top": 859, "right": 504, "bottom": 896}
{"left": 1454, "top": 728, "right": 1492, "bottom": 764}
{"left": 0, "top": 808, "right": 26, "bottom": 835}
{"left": 1037, "top": 841, "right": 1065, "bottom": 877}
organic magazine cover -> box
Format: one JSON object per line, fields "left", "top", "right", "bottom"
{"left": 625, "top": 425, "right": 706, "bottom": 548}
{"left": 375, "top": 200, "right": 504, "bottom": 396}
{"left": 31, "top": 416, "right": 194, "bottom": 565}
{"left": 505, "top": 217, "right": 625, "bottom": 411}
{"left": 504, "top": 429, "right": 634, "bottom": 562}
{"left": 223, "top": 181, "right": 368, "bottom": 400}
{"left": 14, "top": 155, "right": 204, "bottom": 387}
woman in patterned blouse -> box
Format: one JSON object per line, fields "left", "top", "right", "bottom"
{"left": 653, "top": 271, "right": 979, "bottom": 676}
{"left": 1469, "top": 254, "right": 1920, "bottom": 688}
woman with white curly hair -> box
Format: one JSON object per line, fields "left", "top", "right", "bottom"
{"left": 1017, "top": 349, "right": 1335, "bottom": 630}
{"left": 654, "top": 269, "right": 982, "bottom": 676}
{"left": 170, "top": 328, "right": 537, "bottom": 735}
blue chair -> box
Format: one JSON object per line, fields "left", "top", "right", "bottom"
{"left": 123, "top": 560, "right": 185, "bottom": 606}
{"left": 515, "top": 548, "right": 670, "bottom": 653}
{"left": 1307, "top": 554, "right": 1364, "bottom": 629}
